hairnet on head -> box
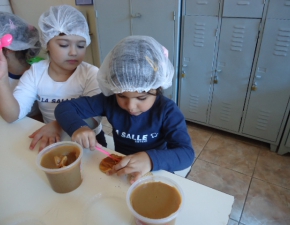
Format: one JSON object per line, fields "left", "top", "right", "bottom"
{"left": 0, "top": 12, "right": 41, "bottom": 58}
{"left": 97, "top": 36, "right": 174, "bottom": 96}
{"left": 38, "top": 5, "right": 91, "bottom": 48}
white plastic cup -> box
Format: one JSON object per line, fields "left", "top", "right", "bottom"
{"left": 36, "top": 141, "right": 83, "bottom": 193}
{"left": 126, "top": 175, "right": 184, "bottom": 225}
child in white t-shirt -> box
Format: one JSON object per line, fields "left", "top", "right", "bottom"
{"left": 0, "top": 5, "right": 106, "bottom": 150}
{"left": 0, "top": 12, "right": 41, "bottom": 120}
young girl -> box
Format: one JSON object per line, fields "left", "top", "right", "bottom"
{"left": 0, "top": 12, "right": 41, "bottom": 119}
{"left": 0, "top": 5, "right": 106, "bottom": 150}
{"left": 55, "top": 35, "right": 195, "bottom": 183}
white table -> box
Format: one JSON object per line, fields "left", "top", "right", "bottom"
{"left": 0, "top": 117, "right": 234, "bottom": 225}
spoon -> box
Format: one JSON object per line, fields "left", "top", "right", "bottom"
{"left": 0, "top": 34, "right": 13, "bottom": 49}
{"left": 95, "top": 146, "right": 114, "bottom": 159}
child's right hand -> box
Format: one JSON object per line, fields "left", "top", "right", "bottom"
{"left": 0, "top": 49, "right": 8, "bottom": 81}
{"left": 72, "top": 126, "right": 96, "bottom": 151}
{"left": 29, "top": 120, "right": 62, "bottom": 151}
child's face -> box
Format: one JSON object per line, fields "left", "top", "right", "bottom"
{"left": 116, "top": 91, "right": 157, "bottom": 116}
{"left": 47, "top": 35, "right": 86, "bottom": 72}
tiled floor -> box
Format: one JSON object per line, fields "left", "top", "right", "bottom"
{"left": 101, "top": 117, "right": 290, "bottom": 225}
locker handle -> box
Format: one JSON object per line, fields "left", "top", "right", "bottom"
{"left": 237, "top": 1, "right": 250, "bottom": 5}
{"left": 181, "top": 71, "right": 186, "bottom": 78}
{"left": 251, "top": 83, "right": 257, "bottom": 91}
{"left": 213, "top": 76, "right": 218, "bottom": 84}
{"left": 131, "top": 13, "right": 142, "bottom": 18}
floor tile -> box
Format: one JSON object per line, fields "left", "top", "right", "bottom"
{"left": 186, "top": 122, "right": 214, "bottom": 158}
{"left": 198, "top": 132, "right": 260, "bottom": 176}
{"left": 214, "top": 129, "right": 270, "bottom": 149}
{"left": 187, "top": 159, "right": 251, "bottom": 221}
{"left": 253, "top": 149, "right": 290, "bottom": 189}
{"left": 241, "top": 178, "right": 290, "bottom": 225}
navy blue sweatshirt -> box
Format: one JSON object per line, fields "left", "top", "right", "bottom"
{"left": 55, "top": 93, "right": 195, "bottom": 172}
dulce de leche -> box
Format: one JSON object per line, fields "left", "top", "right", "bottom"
{"left": 37, "top": 142, "right": 83, "bottom": 193}
{"left": 130, "top": 181, "right": 182, "bottom": 219}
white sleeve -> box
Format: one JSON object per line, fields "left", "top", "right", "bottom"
{"left": 13, "top": 67, "right": 38, "bottom": 120}
{"left": 82, "top": 64, "right": 101, "bottom": 97}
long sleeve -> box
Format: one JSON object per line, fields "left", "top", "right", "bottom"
{"left": 145, "top": 99, "right": 195, "bottom": 172}
{"left": 55, "top": 94, "right": 106, "bottom": 136}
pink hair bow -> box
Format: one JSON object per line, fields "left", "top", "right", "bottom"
{"left": 0, "top": 34, "right": 13, "bottom": 50}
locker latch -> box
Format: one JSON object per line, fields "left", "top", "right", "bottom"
{"left": 251, "top": 83, "right": 257, "bottom": 91}
{"left": 131, "top": 13, "right": 142, "bottom": 18}
{"left": 213, "top": 76, "right": 218, "bottom": 84}
{"left": 181, "top": 71, "right": 186, "bottom": 78}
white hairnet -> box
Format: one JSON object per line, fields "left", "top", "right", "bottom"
{"left": 97, "top": 36, "right": 174, "bottom": 96}
{"left": 38, "top": 5, "right": 91, "bottom": 48}
{"left": 0, "top": 12, "right": 41, "bottom": 57}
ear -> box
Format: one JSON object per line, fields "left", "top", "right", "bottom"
{"left": 2, "top": 48, "right": 13, "bottom": 58}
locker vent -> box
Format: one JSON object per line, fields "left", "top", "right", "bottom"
{"left": 274, "top": 28, "right": 290, "bottom": 56}
{"left": 255, "top": 109, "right": 270, "bottom": 130}
{"left": 230, "top": 25, "right": 245, "bottom": 52}
{"left": 189, "top": 94, "right": 199, "bottom": 113}
{"left": 193, "top": 22, "right": 205, "bottom": 47}
{"left": 219, "top": 102, "right": 231, "bottom": 122}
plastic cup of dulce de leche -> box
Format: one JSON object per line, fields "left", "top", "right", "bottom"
{"left": 126, "top": 175, "right": 184, "bottom": 225}
{"left": 36, "top": 141, "right": 83, "bottom": 193}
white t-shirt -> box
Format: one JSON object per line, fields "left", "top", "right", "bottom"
{"left": 13, "top": 60, "right": 102, "bottom": 133}
{"left": 9, "top": 73, "right": 40, "bottom": 118}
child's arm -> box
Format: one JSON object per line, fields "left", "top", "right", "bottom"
{"left": 55, "top": 94, "right": 106, "bottom": 148}
{"left": 81, "top": 64, "right": 102, "bottom": 131}
{"left": 0, "top": 49, "right": 20, "bottom": 122}
{"left": 145, "top": 102, "right": 195, "bottom": 172}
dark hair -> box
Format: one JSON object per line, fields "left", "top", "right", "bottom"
{"left": 147, "top": 87, "right": 163, "bottom": 96}
{"left": 3, "top": 48, "right": 29, "bottom": 66}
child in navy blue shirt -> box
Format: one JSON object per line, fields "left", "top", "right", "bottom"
{"left": 55, "top": 36, "right": 195, "bottom": 183}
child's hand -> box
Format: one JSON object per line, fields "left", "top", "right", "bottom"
{"left": 72, "top": 126, "right": 96, "bottom": 151}
{"left": 29, "top": 120, "right": 62, "bottom": 151}
{"left": 107, "top": 152, "right": 152, "bottom": 184}
{"left": 0, "top": 49, "right": 8, "bottom": 81}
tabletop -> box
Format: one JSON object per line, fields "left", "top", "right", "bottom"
{"left": 0, "top": 117, "right": 234, "bottom": 225}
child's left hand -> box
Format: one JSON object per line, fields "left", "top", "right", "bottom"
{"left": 107, "top": 151, "right": 152, "bottom": 184}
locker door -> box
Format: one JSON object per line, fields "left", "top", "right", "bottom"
{"left": 267, "top": 0, "right": 290, "bottom": 19}
{"left": 209, "top": 18, "right": 260, "bottom": 132}
{"left": 242, "top": 19, "right": 290, "bottom": 142}
{"left": 179, "top": 16, "right": 218, "bottom": 123}
{"left": 94, "top": 0, "right": 131, "bottom": 62}
{"left": 223, "top": 0, "right": 264, "bottom": 18}
{"left": 131, "top": 0, "right": 179, "bottom": 100}
{"left": 185, "top": 0, "right": 220, "bottom": 16}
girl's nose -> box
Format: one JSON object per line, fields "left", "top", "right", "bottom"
{"left": 126, "top": 99, "right": 135, "bottom": 112}
{"left": 69, "top": 46, "right": 77, "bottom": 56}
